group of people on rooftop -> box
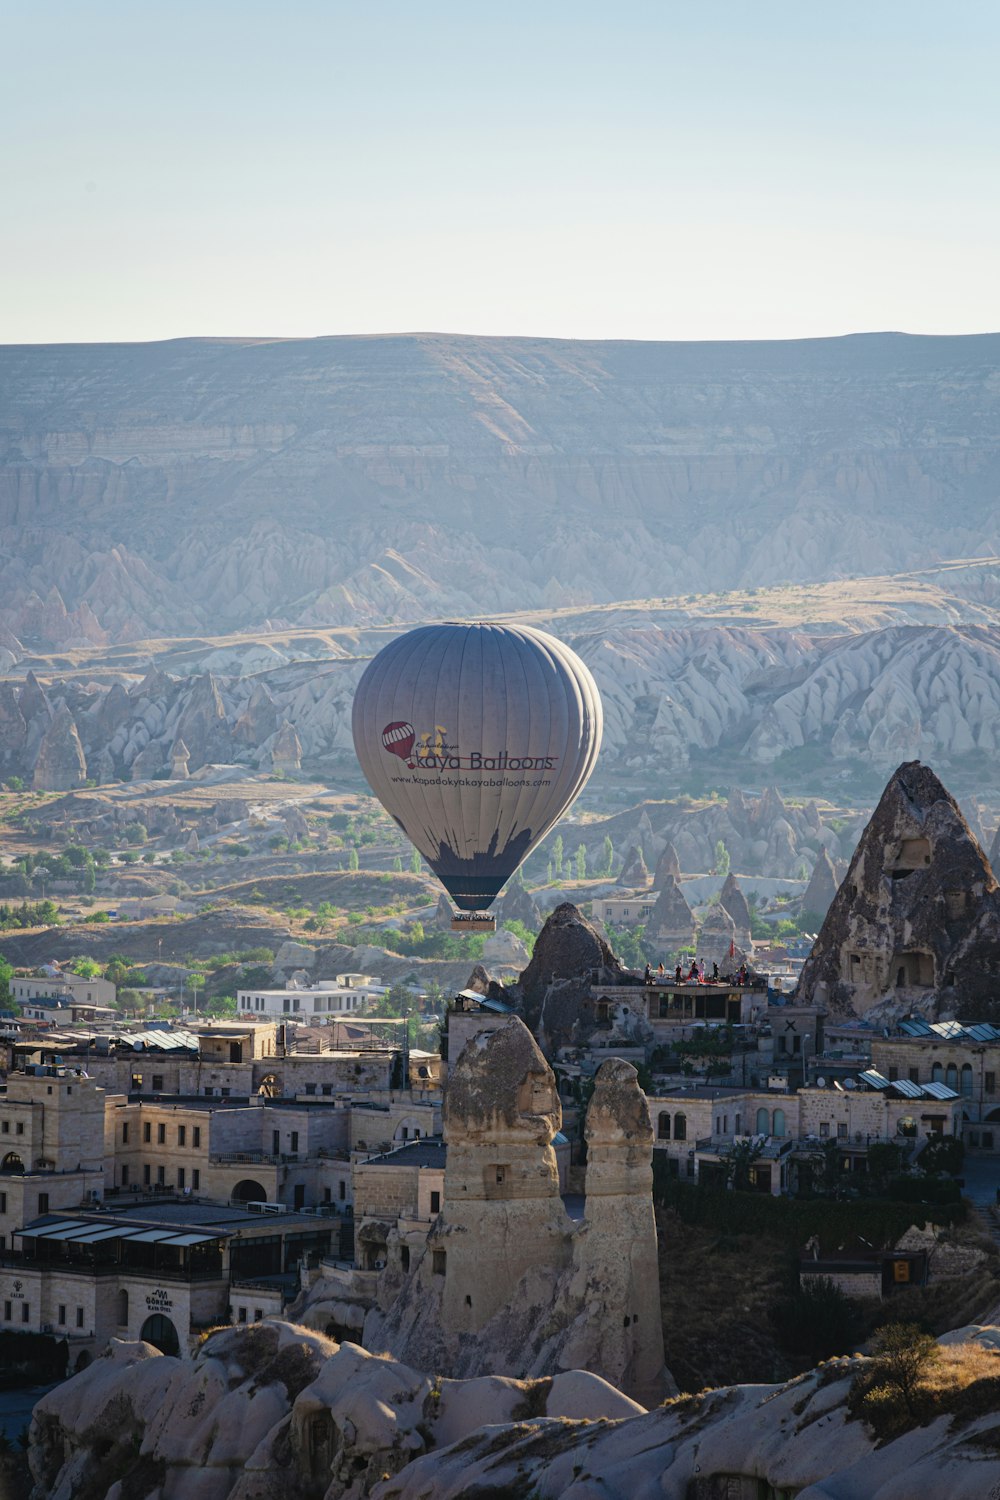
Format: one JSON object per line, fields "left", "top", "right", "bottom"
{"left": 642, "top": 959, "right": 749, "bottom": 987}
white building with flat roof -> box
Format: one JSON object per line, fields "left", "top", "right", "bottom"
{"left": 237, "top": 975, "right": 388, "bottom": 1021}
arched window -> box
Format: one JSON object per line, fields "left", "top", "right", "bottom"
{"left": 673, "top": 1113, "right": 687, "bottom": 1141}
{"left": 116, "top": 1289, "right": 128, "bottom": 1326}
{"left": 772, "top": 1109, "right": 786, "bottom": 1139}
{"left": 961, "top": 1064, "right": 974, "bottom": 1098}
{"left": 931, "top": 1062, "right": 943, "bottom": 1084}
{"left": 897, "top": 1115, "right": 917, "bottom": 1139}
{"left": 658, "top": 1112, "right": 671, "bottom": 1140}
{"left": 0, "top": 1153, "right": 23, "bottom": 1175}
{"left": 946, "top": 1064, "right": 958, "bottom": 1090}
{"left": 755, "top": 1107, "right": 769, "bottom": 1135}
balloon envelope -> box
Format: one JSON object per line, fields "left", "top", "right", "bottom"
{"left": 352, "top": 622, "right": 603, "bottom": 911}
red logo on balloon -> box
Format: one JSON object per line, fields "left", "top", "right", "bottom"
{"left": 381, "top": 721, "right": 416, "bottom": 768}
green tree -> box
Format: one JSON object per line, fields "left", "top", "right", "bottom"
{"left": 71, "top": 957, "right": 102, "bottom": 977}
{"left": 348, "top": 847, "right": 360, "bottom": 871}
{"left": 602, "top": 834, "right": 614, "bottom": 877}
{"left": 123, "top": 821, "right": 147, "bottom": 846}
{"left": 771, "top": 1278, "right": 866, "bottom": 1361}
{"left": 919, "top": 1132, "right": 964, "bottom": 1176}
{"left": 722, "top": 1136, "right": 761, "bottom": 1191}
{"left": 503, "top": 919, "right": 536, "bottom": 955}
{"left": 552, "top": 834, "right": 564, "bottom": 877}
{"left": 0, "top": 954, "right": 13, "bottom": 1008}
{"left": 187, "top": 973, "right": 206, "bottom": 1013}
{"left": 867, "top": 1141, "right": 907, "bottom": 1192}
{"left": 392, "top": 856, "right": 403, "bottom": 872}
{"left": 82, "top": 860, "right": 96, "bottom": 894}
{"left": 205, "top": 995, "right": 237, "bottom": 1017}
{"left": 714, "top": 840, "right": 731, "bottom": 877}
{"left": 409, "top": 847, "right": 421, "bottom": 874}
{"left": 575, "top": 843, "right": 586, "bottom": 880}
{"left": 867, "top": 1322, "right": 940, "bottom": 1422}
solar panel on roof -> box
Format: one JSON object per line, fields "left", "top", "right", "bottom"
{"left": 965, "top": 1024, "right": 1000, "bottom": 1042}
{"left": 900, "top": 1019, "right": 932, "bottom": 1035}
{"left": 921, "top": 1081, "right": 960, "bottom": 1100}
{"left": 931, "top": 1021, "right": 966, "bottom": 1039}
{"left": 889, "top": 1078, "right": 923, "bottom": 1098}
{"left": 859, "top": 1070, "right": 889, "bottom": 1090}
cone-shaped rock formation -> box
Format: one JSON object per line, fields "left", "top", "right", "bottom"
{"left": 797, "top": 760, "right": 1000, "bottom": 1020}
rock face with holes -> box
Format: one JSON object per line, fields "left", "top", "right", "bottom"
{"left": 515, "top": 901, "right": 629, "bottom": 1053}
{"left": 796, "top": 761, "right": 1000, "bottom": 1020}
{"left": 361, "top": 1020, "right": 669, "bottom": 1404}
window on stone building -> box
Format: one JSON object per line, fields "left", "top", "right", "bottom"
{"left": 178, "top": 1126, "right": 186, "bottom": 1146}
{"left": 122, "top": 1123, "right": 129, "bottom": 1144}
{"left": 1, "top": 1123, "right": 7, "bottom": 1135}
{"left": 959, "top": 1063, "right": 973, "bottom": 1096}
{"left": 121, "top": 1166, "right": 129, "bottom": 1186}
{"left": 756, "top": 1107, "right": 769, "bottom": 1134}
{"left": 776, "top": 1036, "right": 786, "bottom": 1053}
{"left": 2, "top": 1302, "right": 9, "bottom": 1321}
{"left": 57, "top": 1305, "right": 65, "bottom": 1325}
{"left": 987, "top": 1073, "right": 996, "bottom": 1095}
{"left": 21, "top": 1303, "right": 29, "bottom": 1324}
{"left": 932, "top": 1063, "right": 943, "bottom": 1084}
{"left": 291, "top": 1132, "right": 299, "bottom": 1153}
{"left": 339, "top": 1181, "right": 346, "bottom": 1200}
{"left": 38, "top": 1193, "right": 48, "bottom": 1214}
{"left": 15, "top": 1124, "right": 22, "bottom": 1137}
{"left": 819, "top": 1122, "right": 829, "bottom": 1137}
{"left": 152, "top": 1076, "right": 163, "bottom": 1092}
{"left": 909, "top": 1068, "right": 920, "bottom": 1084}
{"left": 143, "top": 1123, "right": 151, "bottom": 1144}
{"left": 75, "top": 1307, "right": 84, "bottom": 1328}
{"left": 432, "top": 1250, "right": 446, "bottom": 1275}
{"left": 430, "top": 1190, "right": 441, "bottom": 1213}
{"left": 238, "top": 1307, "right": 247, "bottom": 1323}
{"left": 946, "top": 1064, "right": 958, "bottom": 1090}
{"left": 0, "top": 1193, "right": 6, "bottom": 1214}
{"left": 143, "top": 1166, "right": 151, "bottom": 1186}
{"left": 192, "top": 1170, "right": 200, "bottom": 1189}
{"left": 888, "top": 1066, "right": 898, "bottom": 1082}
{"left": 157, "top": 1124, "right": 165, "bottom": 1145}
{"left": 178, "top": 1168, "right": 185, "bottom": 1190}
{"left": 193, "top": 1128, "right": 201, "bottom": 1148}
{"left": 254, "top": 1309, "right": 262, "bottom": 1322}
{"left": 897, "top": 1116, "right": 917, "bottom": 1138}
{"left": 157, "top": 1166, "right": 165, "bottom": 1186}
{"left": 838, "top": 1122, "right": 848, "bottom": 1138}
{"left": 772, "top": 1109, "right": 786, "bottom": 1138}
{"left": 658, "top": 1112, "right": 671, "bottom": 1140}
{"left": 674, "top": 1113, "right": 687, "bottom": 1141}
{"left": 400, "top": 1246, "right": 410, "bottom": 1272}
{"left": 792, "top": 1036, "right": 802, "bottom": 1054}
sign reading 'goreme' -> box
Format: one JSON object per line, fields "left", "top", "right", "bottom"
{"left": 352, "top": 622, "right": 603, "bottom": 913}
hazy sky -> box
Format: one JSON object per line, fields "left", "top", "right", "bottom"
{"left": 4, "top": 0, "right": 999, "bottom": 344}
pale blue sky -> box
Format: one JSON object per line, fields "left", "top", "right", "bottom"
{"left": 3, "top": 1, "right": 999, "bottom": 343}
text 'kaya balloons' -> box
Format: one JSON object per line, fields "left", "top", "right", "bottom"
{"left": 352, "top": 622, "right": 603, "bottom": 912}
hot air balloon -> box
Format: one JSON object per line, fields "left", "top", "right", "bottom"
{"left": 352, "top": 622, "right": 602, "bottom": 929}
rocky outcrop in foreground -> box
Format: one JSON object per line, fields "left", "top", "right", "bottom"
{"left": 29, "top": 1321, "right": 1000, "bottom": 1500}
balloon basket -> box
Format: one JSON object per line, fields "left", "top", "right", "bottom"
{"left": 450, "top": 913, "right": 497, "bottom": 933}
